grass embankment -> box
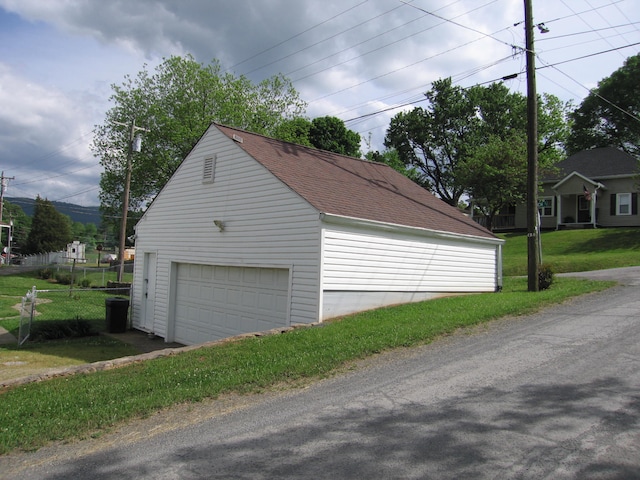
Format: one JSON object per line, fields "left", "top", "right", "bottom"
{"left": 0, "top": 276, "right": 613, "bottom": 454}
{"left": 500, "top": 227, "right": 640, "bottom": 276}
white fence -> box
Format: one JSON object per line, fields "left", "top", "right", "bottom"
{"left": 19, "top": 251, "right": 66, "bottom": 266}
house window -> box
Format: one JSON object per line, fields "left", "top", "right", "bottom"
{"left": 538, "top": 197, "right": 554, "bottom": 217}
{"left": 202, "top": 156, "right": 216, "bottom": 184}
{"left": 617, "top": 193, "right": 631, "bottom": 215}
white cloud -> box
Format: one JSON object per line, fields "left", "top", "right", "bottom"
{"left": 0, "top": 0, "right": 638, "bottom": 207}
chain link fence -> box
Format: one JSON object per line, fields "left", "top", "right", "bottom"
{"left": 18, "top": 285, "right": 131, "bottom": 345}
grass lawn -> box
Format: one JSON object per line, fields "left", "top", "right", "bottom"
{"left": 0, "top": 269, "right": 137, "bottom": 383}
{"left": 0, "top": 337, "right": 140, "bottom": 382}
{"left": 500, "top": 227, "right": 640, "bottom": 276}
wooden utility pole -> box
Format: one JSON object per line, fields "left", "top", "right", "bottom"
{"left": 114, "top": 120, "right": 148, "bottom": 282}
{"left": 524, "top": 0, "right": 540, "bottom": 292}
{"left": 0, "top": 171, "right": 15, "bottom": 224}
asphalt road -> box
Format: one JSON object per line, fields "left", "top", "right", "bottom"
{"left": 3, "top": 268, "right": 639, "bottom": 479}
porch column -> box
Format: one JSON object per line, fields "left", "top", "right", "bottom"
{"left": 556, "top": 194, "right": 561, "bottom": 230}
{"left": 591, "top": 191, "right": 597, "bottom": 228}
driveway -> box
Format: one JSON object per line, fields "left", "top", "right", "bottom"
{"left": 2, "top": 268, "right": 639, "bottom": 479}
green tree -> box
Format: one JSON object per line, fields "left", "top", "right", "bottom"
{"left": 93, "top": 55, "right": 306, "bottom": 234}
{"left": 70, "top": 222, "right": 99, "bottom": 248}
{"left": 23, "top": 197, "right": 72, "bottom": 254}
{"left": 385, "top": 78, "right": 570, "bottom": 208}
{"left": 384, "top": 78, "right": 479, "bottom": 206}
{"left": 567, "top": 54, "right": 640, "bottom": 155}
{"left": 460, "top": 133, "right": 528, "bottom": 230}
{"left": 365, "top": 148, "right": 423, "bottom": 184}
{"left": 273, "top": 116, "right": 362, "bottom": 157}
{"left": 0, "top": 200, "right": 31, "bottom": 256}
{"left": 273, "top": 117, "right": 313, "bottom": 146}
{"left": 308, "top": 116, "right": 361, "bottom": 157}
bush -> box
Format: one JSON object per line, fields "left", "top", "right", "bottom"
{"left": 30, "top": 318, "right": 98, "bottom": 341}
{"left": 38, "top": 268, "right": 52, "bottom": 280}
{"left": 538, "top": 264, "right": 554, "bottom": 290}
{"left": 54, "top": 272, "right": 72, "bottom": 285}
{"left": 79, "top": 278, "right": 91, "bottom": 288}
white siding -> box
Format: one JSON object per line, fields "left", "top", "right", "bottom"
{"left": 131, "top": 126, "right": 321, "bottom": 340}
{"left": 173, "top": 264, "right": 290, "bottom": 345}
{"left": 320, "top": 222, "right": 500, "bottom": 319}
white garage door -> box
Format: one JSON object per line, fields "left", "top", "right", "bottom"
{"left": 173, "top": 263, "right": 290, "bottom": 345}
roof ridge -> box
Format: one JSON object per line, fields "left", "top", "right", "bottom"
{"left": 213, "top": 122, "right": 391, "bottom": 169}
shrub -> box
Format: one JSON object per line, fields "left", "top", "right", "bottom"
{"left": 38, "top": 268, "right": 52, "bottom": 280}
{"left": 30, "top": 318, "right": 98, "bottom": 341}
{"left": 54, "top": 272, "right": 72, "bottom": 285}
{"left": 79, "top": 278, "right": 91, "bottom": 288}
{"left": 538, "top": 264, "right": 554, "bottom": 290}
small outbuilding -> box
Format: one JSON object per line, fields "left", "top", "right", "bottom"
{"left": 131, "top": 124, "right": 503, "bottom": 345}
{"left": 66, "top": 240, "right": 86, "bottom": 263}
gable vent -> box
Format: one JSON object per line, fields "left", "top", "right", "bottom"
{"left": 232, "top": 134, "right": 243, "bottom": 143}
{"left": 202, "top": 156, "right": 216, "bottom": 184}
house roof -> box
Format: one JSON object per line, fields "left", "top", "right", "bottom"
{"left": 215, "top": 124, "right": 495, "bottom": 240}
{"left": 544, "top": 147, "right": 639, "bottom": 181}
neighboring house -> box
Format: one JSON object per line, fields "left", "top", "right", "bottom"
{"left": 131, "top": 124, "right": 504, "bottom": 346}
{"left": 491, "top": 148, "right": 639, "bottom": 231}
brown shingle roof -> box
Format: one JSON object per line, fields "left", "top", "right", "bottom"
{"left": 216, "top": 124, "right": 495, "bottom": 240}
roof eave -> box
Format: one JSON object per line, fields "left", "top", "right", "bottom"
{"left": 551, "top": 171, "right": 606, "bottom": 191}
{"left": 319, "top": 212, "right": 503, "bottom": 246}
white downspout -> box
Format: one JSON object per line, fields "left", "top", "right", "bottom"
{"left": 592, "top": 188, "right": 598, "bottom": 228}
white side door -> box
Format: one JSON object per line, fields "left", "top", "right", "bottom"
{"left": 141, "top": 252, "right": 157, "bottom": 332}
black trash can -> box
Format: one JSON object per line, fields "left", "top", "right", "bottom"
{"left": 105, "top": 297, "right": 130, "bottom": 333}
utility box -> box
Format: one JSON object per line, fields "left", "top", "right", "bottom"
{"left": 105, "top": 297, "right": 129, "bottom": 333}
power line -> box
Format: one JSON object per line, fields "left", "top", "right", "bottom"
{"left": 242, "top": 1, "right": 409, "bottom": 77}
{"left": 399, "top": 0, "right": 517, "bottom": 50}
{"left": 293, "top": 0, "right": 502, "bottom": 84}
{"left": 227, "top": 0, "right": 370, "bottom": 73}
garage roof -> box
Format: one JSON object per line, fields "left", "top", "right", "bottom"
{"left": 216, "top": 124, "right": 495, "bottom": 240}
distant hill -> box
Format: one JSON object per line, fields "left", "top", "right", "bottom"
{"left": 6, "top": 197, "right": 102, "bottom": 225}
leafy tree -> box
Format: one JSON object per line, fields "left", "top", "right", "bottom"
{"left": 384, "top": 78, "right": 480, "bottom": 206}
{"left": 365, "top": 148, "right": 423, "bottom": 184}
{"left": 385, "top": 78, "right": 570, "bottom": 210}
{"left": 23, "top": 197, "right": 72, "bottom": 254}
{"left": 273, "top": 117, "right": 313, "bottom": 147}
{"left": 93, "top": 55, "right": 306, "bottom": 234}
{"left": 567, "top": 54, "right": 640, "bottom": 156}
{"left": 308, "top": 116, "right": 361, "bottom": 157}
{"left": 274, "top": 116, "right": 361, "bottom": 156}
{"left": 0, "top": 200, "right": 31, "bottom": 255}
{"left": 460, "top": 133, "right": 528, "bottom": 230}
{"left": 71, "top": 222, "right": 99, "bottom": 248}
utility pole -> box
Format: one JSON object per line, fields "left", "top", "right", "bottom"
{"left": 0, "top": 172, "right": 15, "bottom": 265}
{"left": 114, "top": 120, "right": 148, "bottom": 282}
{"left": 0, "top": 171, "right": 15, "bottom": 224}
{"left": 524, "top": 0, "right": 540, "bottom": 292}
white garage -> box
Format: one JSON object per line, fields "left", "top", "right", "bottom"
{"left": 172, "top": 263, "right": 290, "bottom": 345}
{"left": 131, "top": 124, "right": 503, "bottom": 346}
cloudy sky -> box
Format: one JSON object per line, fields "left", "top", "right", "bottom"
{"left": 1, "top": 0, "right": 638, "bottom": 207}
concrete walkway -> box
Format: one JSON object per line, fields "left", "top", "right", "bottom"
{"left": 0, "top": 326, "right": 17, "bottom": 345}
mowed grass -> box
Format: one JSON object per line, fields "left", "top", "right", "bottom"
{"left": 0, "top": 269, "right": 137, "bottom": 384}
{"left": 0, "top": 276, "right": 613, "bottom": 454}
{"left": 500, "top": 227, "right": 640, "bottom": 276}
